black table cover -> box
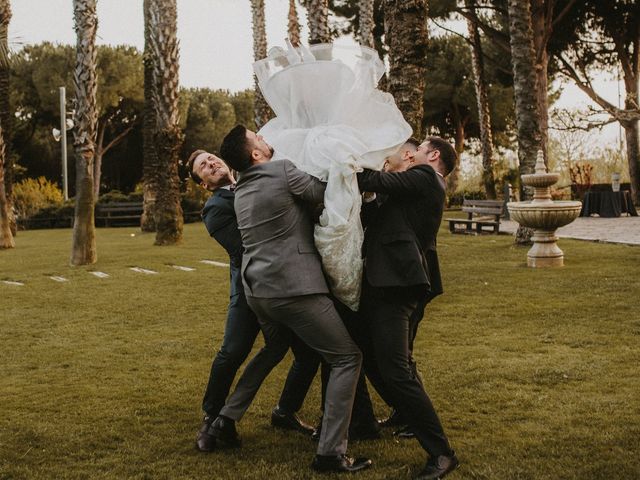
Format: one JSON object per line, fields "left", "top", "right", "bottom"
{"left": 580, "top": 191, "right": 638, "bottom": 217}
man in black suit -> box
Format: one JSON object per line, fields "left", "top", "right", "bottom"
{"left": 187, "top": 150, "right": 318, "bottom": 452}
{"left": 357, "top": 137, "right": 459, "bottom": 480}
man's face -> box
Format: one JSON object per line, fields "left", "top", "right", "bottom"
{"left": 408, "top": 141, "right": 439, "bottom": 166}
{"left": 246, "top": 130, "right": 274, "bottom": 161}
{"left": 192, "top": 152, "right": 232, "bottom": 190}
{"left": 384, "top": 142, "right": 417, "bottom": 172}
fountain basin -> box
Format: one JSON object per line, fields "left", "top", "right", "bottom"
{"left": 521, "top": 172, "right": 559, "bottom": 188}
{"left": 507, "top": 200, "right": 582, "bottom": 230}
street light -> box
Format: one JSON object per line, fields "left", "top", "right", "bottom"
{"left": 52, "top": 87, "right": 74, "bottom": 201}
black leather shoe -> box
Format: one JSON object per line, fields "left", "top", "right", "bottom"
{"left": 377, "top": 409, "right": 404, "bottom": 429}
{"left": 271, "top": 406, "right": 315, "bottom": 435}
{"left": 195, "top": 415, "right": 217, "bottom": 452}
{"left": 209, "top": 415, "right": 241, "bottom": 448}
{"left": 311, "top": 420, "right": 322, "bottom": 441}
{"left": 393, "top": 425, "right": 415, "bottom": 439}
{"left": 415, "top": 452, "right": 459, "bottom": 480}
{"left": 311, "top": 454, "right": 372, "bottom": 473}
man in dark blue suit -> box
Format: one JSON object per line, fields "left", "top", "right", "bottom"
{"left": 187, "top": 150, "right": 319, "bottom": 452}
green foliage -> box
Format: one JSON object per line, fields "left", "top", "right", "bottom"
{"left": 1, "top": 225, "right": 639, "bottom": 479}
{"left": 423, "top": 34, "right": 514, "bottom": 147}
{"left": 12, "top": 176, "right": 63, "bottom": 218}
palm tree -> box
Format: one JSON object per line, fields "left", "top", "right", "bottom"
{"left": 383, "top": 0, "right": 429, "bottom": 139}
{"left": 0, "top": 122, "right": 13, "bottom": 248}
{"left": 70, "top": 0, "right": 98, "bottom": 265}
{"left": 146, "top": 0, "right": 183, "bottom": 245}
{"left": 307, "top": 0, "right": 330, "bottom": 44}
{"left": 359, "top": 0, "right": 375, "bottom": 48}
{"left": 508, "top": 0, "right": 540, "bottom": 243}
{"left": 0, "top": 0, "right": 14, "bottom": 237}
{"left": 288, "top": 0, "right": 301, "bottom": 47}
{"left": 465, "top": 0, "right": 496, "bottom": 199}
{"left": 250, "top": 0, "right": 272, "bottom": 129}
{"left": 141, "top": 0, "right": 158, "bottom": 232}
{"left": 507, "top": 0, "right": 541, "bottom": 183}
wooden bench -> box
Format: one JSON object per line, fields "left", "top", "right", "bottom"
{"left": 95, "top": 202, "right": 143, "bottom": 227}
{"left": 446, "top": 199, "right": 504, "bottom": 234}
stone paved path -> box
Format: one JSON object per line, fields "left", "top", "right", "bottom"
{"left": 500, "top": 216, "right": 640, "bottom": 245}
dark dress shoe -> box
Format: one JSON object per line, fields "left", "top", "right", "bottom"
{"left": 393, "top": 425, "right": 415, "bottom": 439}
{"left": 195, "top": 415, "right": 217, "bottom": 452}
{"left": 415, "top": 452, "right": 459, "bottom": 480}
{"left": 271, "top": 406, "right": 315, "bottom": 435}
{"left": 377, "top": 408, "right": 404, "bottom": 429}
{"left": 311, "top": 454, "right": 372, "bottom": 473}
{"left": 209, "top": 415, "right": 241, "bottom": 448}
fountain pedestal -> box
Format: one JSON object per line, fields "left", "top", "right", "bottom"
{"left": 507, "top": 151, "right": 582, "bottom": 267}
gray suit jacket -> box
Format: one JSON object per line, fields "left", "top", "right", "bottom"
{"left": 234, "top": 159, "right": 328, "bottom": 298}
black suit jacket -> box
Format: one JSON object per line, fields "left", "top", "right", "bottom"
{"left": 202, "top": 188, "right": 244, "bottom": 298}
{"left": 357, "top": 164, "right": 445, "bottom": 301}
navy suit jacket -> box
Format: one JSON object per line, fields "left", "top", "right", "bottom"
{"left": 202, "top": 188, "right": 244, "bottom": 298}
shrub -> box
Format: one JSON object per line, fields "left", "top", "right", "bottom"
{"left": 448, "top": 189, "right": 487, "bottom": 207}
{"left": 13, "top": 177, "right": 64, "bottom": 218}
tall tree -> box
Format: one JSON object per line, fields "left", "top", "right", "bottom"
{"left": 466, "top": 0, "right": 497, "bottom": 198}
{"left": 557, "top": 0, "right": 639, "bottom": 204}
{"left": 146, "top": 0, "right": 183, "bottom": 245}
{"left": 70, "top": 0, "right": 98, "bottom": 265}
{"left": 507, "top": 0, "right": 541, "bottom": 184}
{"left": 141, "top": 0, "right": 159, "bottom": 231}
{"left": 359, "top": 0, "right": 375, "bottom": 47}
{"left": 384, "top": 0, "right": 429, "bottom": 139}
{"left": 288, "top": 0, "right": 302, "bottom": 46}
{"left": 0, "top": 0, "right": 14, "bottom": 237}
{"left": 307, "top": 0, "right": 331, "bottom": 44}
{"left": 250, "top": 0, "right": 271, "bottom": 128}
{"left": 0, "top": 121, "right": 11, "bottom": 248}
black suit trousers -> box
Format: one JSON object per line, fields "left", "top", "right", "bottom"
{"left": 358, "top": 281, "right": 452, "bottom": 458}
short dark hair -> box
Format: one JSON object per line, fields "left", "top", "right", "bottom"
{"left": 425, "top": 136, "right": 457, "bottom": 176}
{"left": 187, "top": 149, "right": 207, "bottom": 184}
{"left": 405, "top": 137, "right": 420, "bottom": 149}
{"left": 220, "top": 125, "right": 253, "bottom": 172}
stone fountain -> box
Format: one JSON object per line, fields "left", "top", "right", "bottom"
{"left": 507, "top": 151, "right": 582, "bottom": 267}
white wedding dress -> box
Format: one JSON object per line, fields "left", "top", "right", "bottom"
{"left": 254, "top": 42, "right": 412, "bottom": 310}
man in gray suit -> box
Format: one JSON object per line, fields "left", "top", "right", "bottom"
{"left": 207, "top": 125, "right": 371, "bottom": 473}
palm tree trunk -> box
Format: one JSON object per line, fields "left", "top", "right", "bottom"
{"left": 251, "top": 0, "right": 272, "bottom": 129}
{"left": 288, "top": 0, "right": 301, "bottom": 47}
{"left": 0, "top": 122, "right": 13, "bottom": 248}
{"left": 466, "top": 0, "right": 496, "bottom": 199}
{"left": 623, "top": 118, "right": 639, "bottom": 205}
{"left": 307, "top": 0, "right": 330, "bottom": 45}
{"left": 141, "top": 0, "right": 158, "bottom": 232}
{"left": 147, "top": 0, "right": 183, "bottom": 246}
{"left": 70, "top": 0, "right": 98, "bottom": 265}
{"left": 508, "top": 0, "right": 541, "bottom": 244}
{"left": 384, "top": 0, "right": 429, "bottom": 140}
{"left": 0, "top": 0, "right": 15, "bottom": 236}
{"left": 359, "top": 0, "right": 375, "bottom": 48}
{"left": 531, "top": 0, "right": 550, "bottom": 167}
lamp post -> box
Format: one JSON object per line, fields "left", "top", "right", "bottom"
{"left": 52, "top": 87, "right": 73, "bottom": 201}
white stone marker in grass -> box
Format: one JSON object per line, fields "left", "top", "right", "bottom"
{"left": 2, "top": 280, "right": 24, "bottom": 286}
{"left": 90, "top": 271, "right": 110, "bottom": 278}
{"left": 172, "top": 265, "right": 195, "bottom": 271}
{"left": 50, "top": 276, "right": 68, "bottom": 282}
{"left": 200, "top": 260, "right": 230, "bottom": 268}
{"left": 130, "top": 267, "right": 158, "bottom": 274}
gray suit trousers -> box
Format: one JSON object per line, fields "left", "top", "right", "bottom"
{"left": 220, "top": 293, "right": 362, "bottom": 456}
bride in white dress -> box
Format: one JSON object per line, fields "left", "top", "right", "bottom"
{"left": 253, "top": 41, "right": 412, "bottom": 310}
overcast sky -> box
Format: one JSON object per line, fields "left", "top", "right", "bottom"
{"left": 11, "top": 0, "right": 623, "bottom": 145}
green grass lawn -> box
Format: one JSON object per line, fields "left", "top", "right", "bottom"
{"left": 1, "top": 223, "right": 639, "bottom": 479}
